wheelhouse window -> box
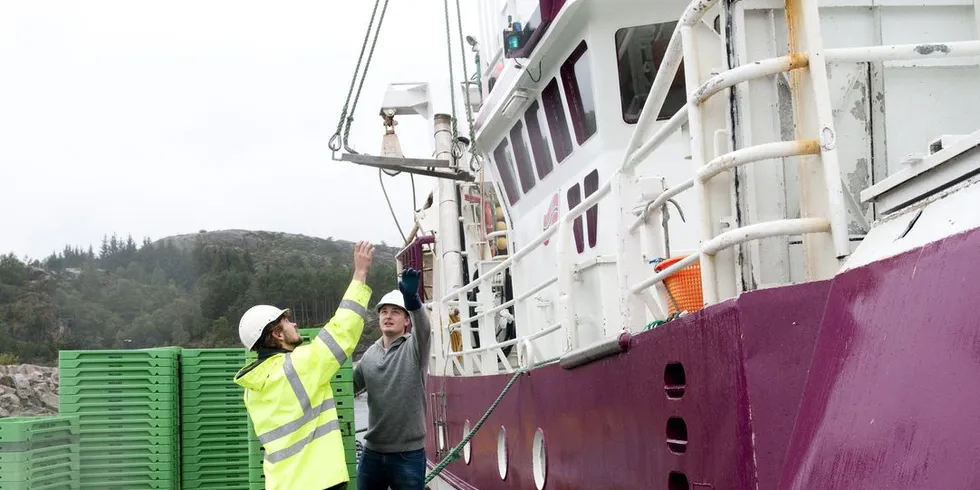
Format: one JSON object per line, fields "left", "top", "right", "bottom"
{"left": 509, "top": 121, "right": 537, "bottom": 193}
{"left": 492, "top": 139, "right": 521, "bottom": 205}
{"left": 541, "top": 78, "right": 573, "bottom": 163}
{"left": 615, "top": 22, "right": 687, "bottom": 123}
{"left": 523, "top": 100, "right": 554, "bottom": 179}
{"left": 567, "top": 170, "right": 600, "bottom": 254}
{"left": 583, "top": 169, "right": 599, "bottom": 248}
{"left": 566, "top": 183, "right": 585, "bottom": 254}
{"left": 560, "top": 41, "right": 598, "bottom": 144}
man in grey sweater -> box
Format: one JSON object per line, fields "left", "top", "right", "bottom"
{"left": 354, "top": 268, "right": 431, "bottom": 490}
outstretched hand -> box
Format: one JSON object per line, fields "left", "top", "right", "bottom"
{"left": 353, "top": 241, "right": 375, "bottom": 282}
{"left": 398, "top": 268, "right": 423, "bottom": 311}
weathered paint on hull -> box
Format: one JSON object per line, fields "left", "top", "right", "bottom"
{"left": 425, "top": 279, "right": 830, "bottom": 488}
{"left": 424, "top": 226, "right": 980, "bottom": 489}
{"left": 779, "top": 225, "right": 980, "bottom": 489}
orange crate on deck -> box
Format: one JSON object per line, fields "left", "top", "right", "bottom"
{"left": 654, "top": 255, "right": 704, "bottom": 315}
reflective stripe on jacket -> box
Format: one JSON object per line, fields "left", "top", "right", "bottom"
{"left": 235, "top": 280, "right": 371, "bottom": 490}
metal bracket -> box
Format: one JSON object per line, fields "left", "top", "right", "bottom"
{"left": 338, "top": 153, "right": 475, "bottom": 182}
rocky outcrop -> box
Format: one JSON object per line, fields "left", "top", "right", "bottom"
{"left": 0, "top": 364, "right": 59, "bottom": 417}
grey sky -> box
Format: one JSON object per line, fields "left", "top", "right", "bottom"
{"left": 0, "top": 0, "right": 478, "bottom": 259}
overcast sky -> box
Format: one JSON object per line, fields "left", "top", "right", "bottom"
{"left": 0, "top": 0, "right": 478, "bottom": 259}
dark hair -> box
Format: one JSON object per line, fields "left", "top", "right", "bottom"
{"left": 254, "top": 314, "right": 287, "bottom": 351}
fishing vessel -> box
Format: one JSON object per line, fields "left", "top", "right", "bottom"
{"left": 333, "top": 0, "right": 980, "bottom": 488}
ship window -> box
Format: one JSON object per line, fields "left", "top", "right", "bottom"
{"left": 492, "top": 139, "right": 521, "bottom": 205}
{"left": 615, "top": 22, "right": 687, "bottom": 123}
{"left": 566, "top": 183, "right": 585, "bottom": 254}
{"left": 509, "top": 121, "right": 536, "bottom": 193}
{"left": 523, "top": 100, "right": 554, "bottom": 179}
{"left": 561, "top": 40, "right": 598, "bottom": 144}
{"left": 584, "top": 169, "right": 599, "bottom": 248}
{"left": 541, "top": 78, "right": 573, "bottom": 163}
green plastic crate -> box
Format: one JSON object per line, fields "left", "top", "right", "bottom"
{"left": 59, "top": 383, "right": 177, "bottom": 397}
{"left": 0, "top": 460, "right": 77, "bottom": 482}
{"left": 59, "top": 349, "right": 177, "bottom": 361}
{"left": 333, "top": 368, "right": 354, "bottom": 383}
{"left": 0, "top": 472, "right": 79, "bottom": 490}
{"left": 332, "top": 383, "right": 354, "bottom": 397}
{"left": 0, "top": 416, "right": 78, "bottom": 443}
{"left": 58, "top": 375, "right": 175, "bottom": 388}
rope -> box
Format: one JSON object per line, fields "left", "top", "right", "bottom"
{"left": 379, "top": 169, "right": 408, "bottom": 243}
{"left": 453, "top": 0, "right": 479, "bottom": 171}
{"left": 329, "top": 0, "right": 391, "bottom": 154}
{"left": 424, "top": 356, "right": 561, "bottom": 484}
{"left": 329, "top": 0, "right": 380, "bottom": 152}
{"left": 643, "top": 312, "right": 682, "bottom": 331}
{"left": 442, "top": 0, "right": 462, "bottom": 161}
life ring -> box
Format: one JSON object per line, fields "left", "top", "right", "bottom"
{"left": 483, "top": 201, "right": 493, "bottom": 234}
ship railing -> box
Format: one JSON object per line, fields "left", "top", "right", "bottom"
{"left": 436, "top": 0, "right": 980, "bottom": 375}
{"left": 446, "top": 322, "right": 562, "bottom": 376}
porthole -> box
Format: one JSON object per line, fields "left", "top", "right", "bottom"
{"left": 533, "top": 428, "right": 547, "bottom": 489}
{"left": 666, "top": 417, "right": 689, "bottom": 454}
{"left": 664, "top": 362, "right": 686, "bottom": 399}
{"left": 669, "top": 471, "right": 690, "bottom": 489}
{"left": 497, "top": 426, "right": 508, "bottom": 480}
{"left": 463, "top": 420, "right": 472, "bottom": 464}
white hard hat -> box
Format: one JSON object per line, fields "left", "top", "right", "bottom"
{"left": 239, "top": 305, "right": 289, "bottom": 350}
{"left": 376, "top": 290, "right": 406, "bottom": 312}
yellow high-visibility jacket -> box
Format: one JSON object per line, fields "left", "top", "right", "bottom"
{"left": 235, "top": 280, "right": 371, "bottom": 490}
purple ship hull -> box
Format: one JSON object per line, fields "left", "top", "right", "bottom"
{"left": 424, "top": 226, "right": 980, "bottom": 489}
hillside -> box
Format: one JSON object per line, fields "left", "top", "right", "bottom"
{"left": 0, "top": 230, "right": 401, "bottom": 365}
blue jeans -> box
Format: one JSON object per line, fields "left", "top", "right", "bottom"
{"left": 356, "top": 447, "right": 426, "bottom": 490}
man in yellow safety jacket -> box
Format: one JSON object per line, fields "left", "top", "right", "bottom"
{"left": 234, "top": 241, "right": 375, "bottom": 490}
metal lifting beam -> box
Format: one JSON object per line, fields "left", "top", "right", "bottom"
{"left": 338, "top": 153, "right": 474, "bottom": 181}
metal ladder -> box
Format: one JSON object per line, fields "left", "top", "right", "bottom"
{"left": 620, "top": 0, "right": 852, "bottom": 317}
{"left": 688, "top": 0, "right": 850, "bottom": 304}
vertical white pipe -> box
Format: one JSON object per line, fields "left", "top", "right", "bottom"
{"left": 680, "top": 24, "right": 717, "bottom": 305}
{"left": 799, "top": 0, "right": 851, "bottom": 260}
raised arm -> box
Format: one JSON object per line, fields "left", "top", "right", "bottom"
{"left": 409, "top": 307, "right": 432, "bottom": 375}
{"left": 399, "top": 268, "right": 431, "bottom": 373}
{"left": 291, "top": 242, "right": 374, "bottom": 381}
{"left": 353, "top": 360, "right": 365, "bottom": 395}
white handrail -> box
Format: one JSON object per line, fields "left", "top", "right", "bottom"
{"left": 439, "top": 225, "right": 558, "bottom": 302}
{"left": 625, "top": 106, "right": 689, "bottom": 171}
{"left": 438, "top": 179, "right": 612, "bottom": 303}
{"left": 696, "top": 140, "right": 820, "bottom": 183}
{"left": 824, "top": 40, "right": 980, "bottom": 63}
{"left": 630, "top": 140, "right": 820, "bottom": 233}
{"left": 454, "top": 322, "right": 561, "bottom": 357}
{"left": 690, "top": 54, "right": 808, "bottom": 104}
{"left": 629, "top": 218, "right": 830, "bottom": 295}
{"left": 447, "top": 275, "right": 557, "bottom": 330}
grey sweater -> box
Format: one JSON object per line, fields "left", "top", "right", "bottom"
{"left": 353, "top": 307, "right": 431, "bottom": 453}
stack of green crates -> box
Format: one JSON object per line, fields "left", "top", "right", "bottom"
{"left": 243, "top": 349, "right": 263, "bottom": 490}
{"left": 57, "top": 348, "right": 179, "bottom": 489}
{"left": 333, "top": 357, "right": 358, "bottom": 486}
{"left": 179, "top": 348, "right": 250, "bottom": 490}
{"left": 0, "top": 415, "right": 79, "bottom": 490}
{"left": 245, "top": 417, "right": 263, "bottom": 490}
{"left": 245, "top": 328, "right": 358, "bottom": 489}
